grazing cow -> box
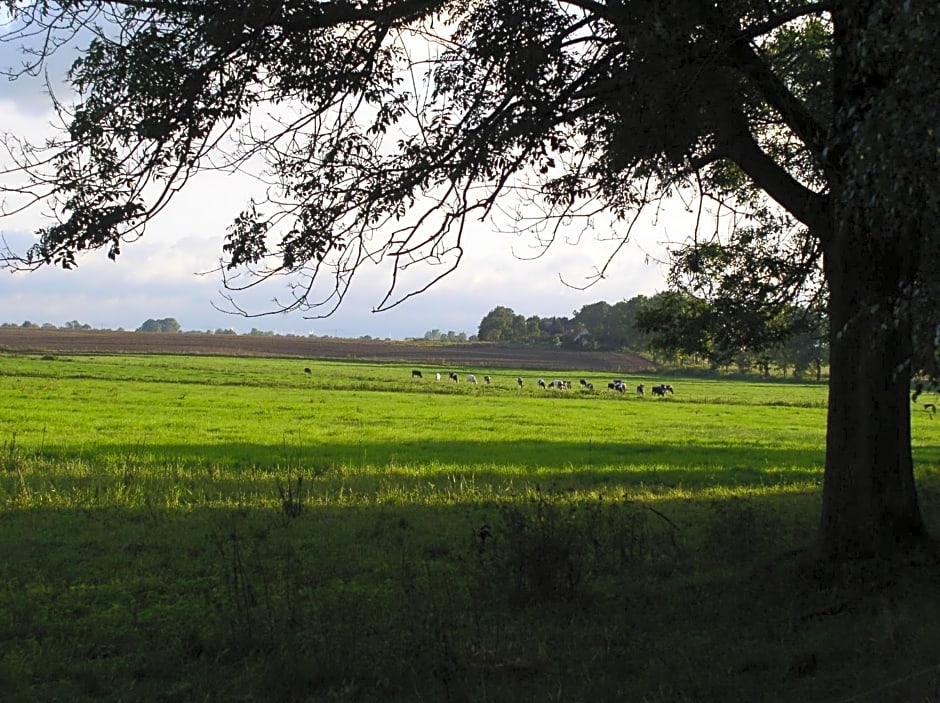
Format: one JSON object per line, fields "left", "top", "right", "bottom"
{"left": 636, "top": 384, "right": 645, "bottom": 396}
{"left": 468, "top": 374, "right": 478, "bottom": 384}
{"left": 435, "top": 372, "right": 442, "bottom": 381}
{"left": 304, "top": 367, "right": 312, "bottom": 375}
{"left": 449, "top": 372, "right": 459, "bottom": 383}
{"left": 584, "top": 382, "right": 594, "bottom": 391}
{"left": 608, "top": 380, "right": 626, "bottom": 393}
{"left": 652, "top": 384, "right": 675, "bottom": 397}
{"left": 484, "top": 375, "right": 491, "bottom": 385}
{"left": 579, "top": 378, "right": 588, "bottom": 387}
{"left": 538, "top": 378, "right": 547, "bottom": 389}
{"left": 517, "top": 377, "right": 524, "bottom": 388}
{"left": 411, "top": 369, "right": 423, "bottom": 379}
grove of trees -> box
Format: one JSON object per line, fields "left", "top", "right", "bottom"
{"left": 1, "top": 2, "right": 938, "bottom": 559}
{"left": 423, "top": 329, "right": 470, "bottom": 342}
{"left": 135, "top": 318, "right": 182, "bottom": 333}
{"left": 2, "top": 320, "right": 93, "bottom": 330}
{"left": 477, "top": 294, "right": 827, "bottom": 378}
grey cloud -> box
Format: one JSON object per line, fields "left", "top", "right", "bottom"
{"left": 0, "top": 224, "right": 668, "bottom": 337}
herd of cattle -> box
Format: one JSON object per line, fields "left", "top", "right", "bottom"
{"left": 408, "top": 369, "right": 675, "bottom": 397}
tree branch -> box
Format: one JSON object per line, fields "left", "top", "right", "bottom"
{"left": 737, "top": 2, "right": 835, "bottom": 42}
{"left": 720, "top": 108, "right": 828, "bottom": 237}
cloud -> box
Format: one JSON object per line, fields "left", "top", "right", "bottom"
{"left": 0, "top": 208, "right": 675, "bottom": 337}
{"left": 0, "top": 26, "right": 683, "bottom": 339}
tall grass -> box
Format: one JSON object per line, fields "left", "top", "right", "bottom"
{"left": 1, "top": 352, "right": 939, "bottom": 702}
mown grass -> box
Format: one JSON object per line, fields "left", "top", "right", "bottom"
{"left": 1, "top": 352, "right": 940, "bottom": 702}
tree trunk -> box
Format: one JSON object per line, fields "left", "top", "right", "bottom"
{"left": 816, "top": 224, "right": 926, "bottom": 559}
{"left": 813, "top": 1, "right": 933, "bottom": 560}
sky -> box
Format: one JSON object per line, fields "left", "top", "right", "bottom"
{"left": 0, "top": 21, "right": 682, "bottom": 340}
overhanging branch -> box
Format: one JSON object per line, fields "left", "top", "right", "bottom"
{"left": 720, "top": 108, "right": 828, "bottom": 238}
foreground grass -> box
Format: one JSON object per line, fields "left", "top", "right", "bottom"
{"left": 1, "top": 353, "right": 940, "bottom": 701}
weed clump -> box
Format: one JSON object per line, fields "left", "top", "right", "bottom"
{"left": 704, "top": 496, "right": 782, "bottom": 565}
{"left": 472, "top": 489, "right": 681, "bottom": 606}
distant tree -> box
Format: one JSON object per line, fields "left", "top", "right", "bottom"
{"left": 538, "top": 316, "right": 571, "bottom": 344}
{"left": 637, "top": 288, "right": 825, "bottom": 373}
{"left": 769, "top": 309, "right": 828, "bottom": 379}
{"left": 20, "top": 321, "right": 39, "bottom": 329}
{"left": 636, "top": 292, "right": 715, "bottom": 364}
{"left": 572, "top": 302, "right": 612, "bottom": 349}
{"left": 478, "top": 306, "right": 520, "bottom": 342}
{"left": 608, "top": 298, "right": 651, "bottom": 352}
{"left": 423, "top": 328, "right": 443, "bottom": 341}
{"left": 524, "top": 316, "right": 543, "bottom": 344}
{"left": 64, "top": 320, "right": 87, "bottom": 329}
{"left": 137, "top": 318, "right": 181, "bottom": 333}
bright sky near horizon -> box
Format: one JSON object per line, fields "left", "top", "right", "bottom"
{"left": 0, "top": 25, "right": 682, "bottom": 339}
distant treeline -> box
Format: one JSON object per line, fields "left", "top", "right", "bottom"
{"left": 478, "top": 299, "right": 649, "bottom": 351}
{"left": 477, "top": 293, "right": 828, "bottom": 379}
{"left": 4, "top": 320, "right": 96, "bottom": 331}
{"left": 3, "top": 318, "right": 279, "bottom": 336}
{"left": 3, "top": 318, "right": 392, "bottom": 341}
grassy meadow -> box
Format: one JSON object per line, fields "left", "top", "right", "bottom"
{"left": 2, "top": 352, "right": 940, "bottom": 701}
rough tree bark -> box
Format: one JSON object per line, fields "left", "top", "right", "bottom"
{"left": 812, "top": 1, "right": 930, "bottom": 560}
{"left": 817, "top": 220, "right": 925, "bottom": 559}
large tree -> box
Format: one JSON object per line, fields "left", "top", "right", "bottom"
{"left": 1, "top": 1, "right": 938, "bottom": 559}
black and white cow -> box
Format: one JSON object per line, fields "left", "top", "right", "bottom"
{"left": 411, "top": 369, "right": 423, "bottom": 379}
{"left": 449, "top": 372, "right": 459, "bottom": 383}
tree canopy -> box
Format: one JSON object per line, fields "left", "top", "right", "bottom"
{"left": 136, "top": 317, "right": 182, "bottom": 333}
{"left": 2, "top": 1, "right": 939, "bottom": 559}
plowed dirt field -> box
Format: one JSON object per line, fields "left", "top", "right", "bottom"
{"left": 0, "top": 328, "right": 654, "bottom": 373}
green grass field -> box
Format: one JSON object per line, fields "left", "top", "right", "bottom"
{"left": 2, "top": 352, "right": 940, "bottom": 702}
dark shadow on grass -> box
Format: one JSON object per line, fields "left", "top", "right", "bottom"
{"left": 6, "top": 474, "right": 940, "bottom": 702}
